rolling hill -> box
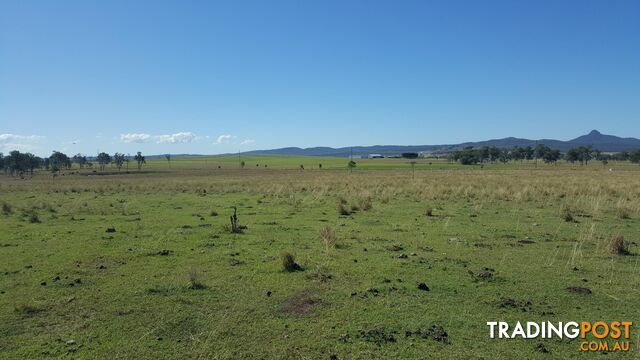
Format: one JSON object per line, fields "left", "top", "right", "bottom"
{"left": 242, "top": 130, "right": 640, "bottom": 157}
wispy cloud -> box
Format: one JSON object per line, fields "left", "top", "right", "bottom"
{"left": 0, "top": 134, "right": 44, "bottom": 142}
{"left": 215, "top": 134, "right": 236, "bottom": 144}
{"left": 120, "top": 133, "right": 152, "bottom": 143}
{"left": 240, "top": 139, "right": 255, "bottom": 145}
{"left": 156, "top": 132, "right": 196, "bottom": 144}
{"left": 0, "top": 134, "right": 44, "bottom": 153}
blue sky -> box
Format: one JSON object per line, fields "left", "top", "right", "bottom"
{"left": 1, "top": 0, "right": 639, "bottom": 156}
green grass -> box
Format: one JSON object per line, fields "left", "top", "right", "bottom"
{"left": 1, "top": 157, "right": 639, "bottom": 358}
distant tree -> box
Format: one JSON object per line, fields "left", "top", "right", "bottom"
{"left": 165, "top": 154, "right": 171, "bottom": 167}
{"left": 401, "top": 152, "right": 419, "bottom": 159}
{"left": 134, "top": 152, "right": 146, "bottom": 170}
{"left": 72, "top": 153, "right": 87, "bottom": 169}
{"left": 25, "top": 153, "right": 42, "bottom": 175}
{"left": 542, "top": 149, "right": 561, "bottom": 164}
{"left": 5, "top": 151, "right": 22, "bottom": 175}
{"left": 613, "top": 151, "right": 630, "bottom": 161}
{"left": 348, "top": 160, "right": 356, "bottom": 172}
{"left": 0, "top": 152, "right": 4, "bottom": 173}
{"left": 318, "top": 163, "right": 322, "bottom": 169}
{"left": 2, "top": 151, "right": 42, "bottom": 176}
{"left": 566, "top": 146, "right": 593, "bottom": 166}
{"left": 240, "top": 160, "right": 245, "bottom": 169}
{"left": 49, "top": 151, "right": 71, "bottom": 170}
{"left": 97, "top": 152, "right": 111, "bottom": 171}
{"left": 523, "top": 146, "right": 534, "bottom": 161}
{"left": 492, "top": 147, "right": 501, "bottom": 162}
{"left": 478, "top": 146, "right": 490, "bottom": 163}
{"left": 409, "top": 160, "right": 417, "bottom": 178}
{"left": 630, "top": 149, "right": 640, "bottom": 165}
{"left": 300, "top": 164, "right": 304, "bottom": 170}
{"left": 453, "top": 147, "right": 481, "bottom": 165}
{"left": 510, "top": 146, "right": 525, "bottom": 163}
{"left": 113, "top": 153, "right": 126, "bottom": 172}
{"left": 498, "top": 149, "right": 510, "bottom": 164}
{"left": 534, "top": 144, "right": 548, "bottom": 161}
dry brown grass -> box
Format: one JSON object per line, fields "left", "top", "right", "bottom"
{"left": 608, "top": 235, "right": 631, "bottom": 255}
{"left": 319, "top": 226, "right": 337, "bottom": 251}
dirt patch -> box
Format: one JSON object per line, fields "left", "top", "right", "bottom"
{"left": 471, "top": 267, "right": 495, "bottom": 281}
{"left": 566, "top": 286, "right": 591, "bottom": 295}
{"left": 535, "top": 343, "right": 550, "bottom": 353}
{"left": 416, "top": 282, "right": 430, "bottom": 291}
{"left": 473, "top": 243, "right": 493, "bottom": 249}
{"left": 358, "top": 327, "right": 397, "bottom": 346}
{"left": 405, "top": 325, "right": 450, "bottom": 344}
{"left": 280, "top": 290, "right": 322, "bottom": 316}
{"left": 518, "top": 240, "right": 536, "bottom": 244}
{"left": 499, "top": 298, "right": 533, "bottom": 311}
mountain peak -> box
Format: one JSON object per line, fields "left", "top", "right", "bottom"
{"left": 588, "top": 129, "right": 601, "bottom": 136}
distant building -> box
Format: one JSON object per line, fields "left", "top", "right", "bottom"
{"left": 368, "top": 154, "right": 384, "bottom": 159}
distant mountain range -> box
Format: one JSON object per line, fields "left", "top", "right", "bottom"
{"left": 242, "top": 130, "right": 640, "bottom": 157}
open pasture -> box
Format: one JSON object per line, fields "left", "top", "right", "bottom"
{"left": 1, "top": 156, "right": 639, "bottom": 359}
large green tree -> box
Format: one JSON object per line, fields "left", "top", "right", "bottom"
{"left": 48, "top": 151, "right": 71, "bottom": 173}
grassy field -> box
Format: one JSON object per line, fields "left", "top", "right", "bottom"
{"left": 1, "top": 156, "right": 639, "bottom": 359}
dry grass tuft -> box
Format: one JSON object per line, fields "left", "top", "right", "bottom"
{"left": 319, "top": 226, "right": 337, "bottom": 251}
{"left": 608, "top": 235, "right": 630, "bottom": 255}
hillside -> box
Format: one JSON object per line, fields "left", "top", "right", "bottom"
{"left": 242, "top": 130, "right": 640, "bottom": 157}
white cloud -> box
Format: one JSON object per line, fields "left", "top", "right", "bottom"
{"left": 120, "top": 133, "right": 152, "bottom": 143}
{"left": 0, "top": 134, "right": 44, "bottom": 153}
{"left": 156, "top": 132, "right": 196, "bottom": 144}
{"left": 0, "top": 134, "right": 43, "bottom": 142}
{"left": 240, "top": 139, "right": 255, "bottom": 145}
{"left": 1, "top": 143, "right": 37, "bottom": 153}
{"left": 215, "top": 134, "right": 236, "bottom": 144}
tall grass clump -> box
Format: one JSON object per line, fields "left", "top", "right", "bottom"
{"left": 608, "top": 235, "right": 630, "bottom": 255}
{"left": 616, "top": 206, "right": 631, "bottom": 220}
{"left": 338, "top": 202, "right": 351, "bottom": 216}
{"left": 187, "top": 269, "right": 208, "bottom": 289}
{"left": 319, "top": 226, "right": 337, "bottom": 251}
{"left": 561, "top": 206, "right": 575, "bottom": 223}
{"left": 22, "top": 208, "right": 40, "bottom": 223}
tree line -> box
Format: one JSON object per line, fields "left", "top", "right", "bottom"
{"left": 0, "top": 150, "right": 146, "bottom": 176}
{"left": 450, "top": 145, "right": 640, "bottom": 165}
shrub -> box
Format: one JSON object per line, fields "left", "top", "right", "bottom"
{"left": 609, "top": 235, "right": 630, "bottom": 255}
{"left": 229, "top": 207, "right": 244, "bottom": 233}
{"left": 425, "top": 208, "right": 433, "bottom": 217}
{"left": 319, "top": 226, "right": 337, "bottom": 251}
{"left": 1, "top": 202, "right": 11, "bottom": 215}
{"left": 23, "top": 209, "right": 40, "bottom": 224}
{"left": 561, "top": 206, "right": 575, "bottom": 223}
{"left": 360, "top": 197, "right": 373, "bottom": 211}
{"left": 616, "top": 206, "right": 631, "bottom": 220}
{"left": 187, "top": 269, "right": 207, "bottom": 289}
{"left": 210, "top": 210, "right": 219, "bottom": 217}
{"left": 282, "top": 252, "right": 303, "bottom": 272}
{"left": 338, "top": 203, "right": 351, "bottom": 216}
